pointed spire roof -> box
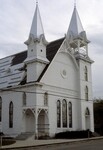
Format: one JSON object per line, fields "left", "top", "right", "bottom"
{"left": 67, "top": 6, "right": 84, "bottom": 38}
{"left": 30, "top": 3, "right": 44, "bottom": 39}
{"left": 25, "top": 2, "right": 48, "bottom": 45}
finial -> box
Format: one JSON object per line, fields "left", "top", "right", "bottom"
{"left": 74, "top": 0, "right": 76, "bottom": 8}
{"left": 36, "top": 0, "right": 38, "bottom": 5}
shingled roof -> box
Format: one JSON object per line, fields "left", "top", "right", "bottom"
{"left": 11, "top": 37, "right": 64, "bottom": 66}
{"left": 0, "top": 38, "right": 64, "bottom": 88}
{"left": 38, "top": 38, "right": 64, "bottom": 81}
{"left": 12, "top": 51, "right": 27, "bottom": 66}
{"left": 46, "top": 38, "right": 64, "bottom": 61}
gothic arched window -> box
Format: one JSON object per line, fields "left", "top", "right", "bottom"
{"left": 23, "top": 92, "right": 26, "bottom": 106}
{"left": 85, "top": 86, "right": 88, "bottom": 101}
{"left": 9, "top": 101, "right": 13, "bottom": 128}
{"left": 85, "top": 107, "right": 90, "bottom": 116}
{"left": 85, "top": 66, "right": 88, "bottom": 81}
{"left": 62, "top": 99, "right": 67, "bottom": 128}
{"left": 69, "top": 102, "right": 72, "bottom": 128}
{"left": 44, "top": 92, "right": 48, "bottom": 106}
{"left": 57, "top": 100, "right": 61, "bottom": 128}
{"left": 0, "top": 97, "right": 2, "bottom": 122}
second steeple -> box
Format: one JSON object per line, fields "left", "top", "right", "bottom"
{"left": 66, "top": 6, "right": 90, "bottom": 55}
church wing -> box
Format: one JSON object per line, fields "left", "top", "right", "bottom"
{"left": 0, "top": 38, "right": 65, "bottom": 89}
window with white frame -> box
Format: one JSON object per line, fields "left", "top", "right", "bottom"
{"left": 69, "top": 102, "right": 72, "bottom": 128}
{"left": 44, "top": 92, "right": 48, "bottom": 106}
{"left": 23, "top": 92, "right": 26, "bottom": 106}
{"left": 85, "top": 86, "right": 88, "bottom": 101}
{"left": 0, "top": 97, "right": 2, "bottom": 122}
{"left": 9, "top": 101, "right": 13, "bottom": 128}
{"left": 85, "top": 107, "right": 90, "bottom": 116}
{"left": 62, "top": 99, "right": 67, "bottom": 128}
{"left": 57, "top": 100, "right": 61, "bottom": 128}
{"left": 84, "top": 66, "right": 88, "bottom": 81}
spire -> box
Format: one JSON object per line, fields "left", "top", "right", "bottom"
{"left": 25, "top": 2, "right": 46, "bottom": 45}
{"left": 30, "top": 3, "right": 44, "bottom": 39}
{"left": 36, "top": 0, "right": 38, "bottom": 5}
{"left": 74, "top": 0, "right": 76, "bottom": 8}
{"left": 66, "top": 6, "right": 90, "bottom": 56}
{"left": 67, "top": 7, "right": 84, "bottom": 39}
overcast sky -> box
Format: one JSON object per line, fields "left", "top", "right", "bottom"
{"left": 0, "top": 0, "right": 103, "bottom": 98}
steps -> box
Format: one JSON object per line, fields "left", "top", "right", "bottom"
{"left": 92, "top": 132, "right": 100, "bottom": 137}
{"left": 15, "top": 132, "right": 35, "bottom": 140}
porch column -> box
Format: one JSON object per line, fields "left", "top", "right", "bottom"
{"left": 35, "top": 108, "right": 38, "bottom": 139}
{"left": 67, "top": 102, "right": 69, "bottom": 128}
{"left": 61, "top": 101, "right": 62, "bottom": 128}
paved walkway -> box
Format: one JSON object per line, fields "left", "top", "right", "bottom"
{"left": 1, "top": 136, "right": 103, "bottom": 149}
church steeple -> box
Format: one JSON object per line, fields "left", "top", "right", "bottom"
{"left": 24, "top": 2, "right": 49, "bottom": 83}
{"left": 30, "top": 3, "right": 44, "bottom": 40}
{"left": 25, "top": 2, "right": 46, "bottom": 45}
{"left": 67, "top": 6, "right": 84, "bottom": 38}
{"left": 66, "top": 6, "right": 90, "bottom": 56}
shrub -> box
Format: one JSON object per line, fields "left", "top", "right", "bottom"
{"left": 0, "top": 136, "right": 16, "bottom": 146}
{"left": 55, "top": 130, "right": 93, "bottom": 139}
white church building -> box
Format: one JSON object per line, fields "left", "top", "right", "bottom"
{"left": 0, "top": 3, "right": 94, "bottom": 138}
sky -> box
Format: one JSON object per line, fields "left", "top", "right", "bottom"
{"left": 0, "top": 0, "right": 103, "bottom": 98}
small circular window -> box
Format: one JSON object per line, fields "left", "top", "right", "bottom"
{"left": 63, "top": 70, "right": 66, "bottom": 76}
{"left": 61, "top": 69, "right": 67, "bottom": 78}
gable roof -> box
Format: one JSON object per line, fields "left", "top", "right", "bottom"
{"left": 47, "top": 38, "right": 64, "bottom": 61}
{"left": 12, "top": 51, "right": 27, "bottom": 66}
{"left": 0, "top": 38, "right": 64, "bottom": 89}
{"left": 38, "top": 38, "right": 64, "bottom": 81}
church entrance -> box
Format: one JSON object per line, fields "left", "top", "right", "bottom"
{"left": 24, "top": 109, "right": 35, "bottom": 133}
{"left": 38, "top": 109, "right": 49, "bottom": 137}
{"left": 85, "top": 108, "right": 90, "bottom": 130}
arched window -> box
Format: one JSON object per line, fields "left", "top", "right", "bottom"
{"left": 85, "top": 86, "right": 88, "bottom": 101}
{"left": 62, "top": 99, "right": 67, "bottom": 128}
{"left": 23, "top": 92, "right": 26, "bottom": 106}
{"left": 9, "top": 102, "right": 13, "bottom": 128}
{"left": 44, "top": 92, "right": 48, "bottom": 106}
{"left": 85, "top": 107, "right": 90, "bottom": 116}
{"left": 84, "top": 66, "right": 88, "bottom": 81}
{"left": 0, "top": 97, "right": 2, "bottom": 122}
{"left": 57, "top": 100, "right": 61, "bottom": 128}
{"left": 69, "top": 102, "right": 72, "bottom": 128}
{"left": 85, "top": 107, "right": 90, "bottom": 130}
